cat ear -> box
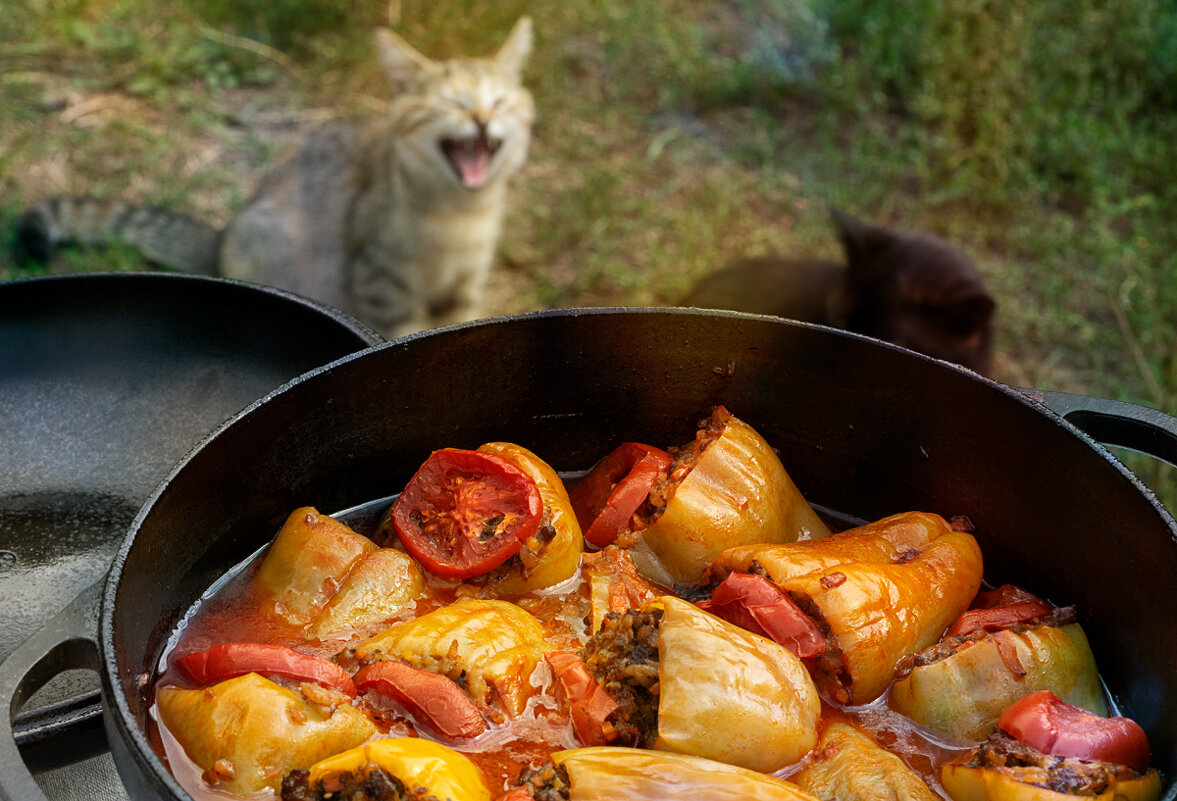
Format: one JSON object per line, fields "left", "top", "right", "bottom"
{"left": 494, "top": 16, "right": 533, "bottom": 79}
{"left": 831, "top": 208, "right": 894, "bottom": 266}
{"left": 375, "top": 28, "right": 437, "bottom": 92}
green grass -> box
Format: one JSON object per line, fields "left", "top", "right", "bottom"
{"left": 3, "top": 0, "right": 1176, "bottom": 509}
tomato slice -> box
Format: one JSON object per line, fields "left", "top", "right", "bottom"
{"left": 997, "top": 690, "right": 1151, "bottom": 772}
{"left": 569, "top": 442, "right": 673, "bottom": 548}
{"left": 354, "top": 660, "right": 488, "bottom": 741}
{"left": 176, "top": 642, "right": 356, "bottom": 697}
{"left": 945, "top": 601, "right": 1053, "bottom": 638}
{"left": 545, "top": 652, "right": 620, "bottom": 747}
{"left": 945, "top": 584, "right": 1053, "bottom": 638}
{"left": 697, "top": 572, "right": 827, "bottom": 659}
{"left": 391, "top": 448, "right": 543, "bottom": 579}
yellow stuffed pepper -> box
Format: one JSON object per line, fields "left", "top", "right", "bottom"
{"left": 573, "top": 595, "right": 820, "bottom": 773}
{"left": 284, "top": 737, "right": 492, "bottom": 801}
{"left": 570, "top": 407, "right": 831, "bottom": 587}
{"left": 710, "top": 510, "right": 983, "bottom": 705}
{"left": 497, "top": 747, "right": 822, "bottom": 801}
{"left": 255, "top": 507, "right": 377, "bottom": 625}
{"left": 353, "top": 597, "right": 552, "bottom": 717}
{"left": 890, "top": 585, "right": 1106, "bottom": 742}
{"left": 940, "top": 691, "right": 1160, "bottom": 801}
{"left": 792, "top": 721, "right": 939, "bottom": 801}
{"left": 475, "top": 441, "right": 585, "bottom": 594}
{"left": 156, "top": 673, "right": 376, "bottom": 795}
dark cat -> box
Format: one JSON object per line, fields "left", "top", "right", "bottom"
{"left": 682, "top": 209, "right": 996, "bottom": 374}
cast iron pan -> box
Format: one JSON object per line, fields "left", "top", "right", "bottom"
{"left": 6, "top": 307, "right": 1177, "bottom": 800}
{"left": 0, "top": 272, "right": 380, "bottom": 771}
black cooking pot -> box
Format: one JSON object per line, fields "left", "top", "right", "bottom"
{"left": 8, "top": 308, "right": 1177, "bottom": 800}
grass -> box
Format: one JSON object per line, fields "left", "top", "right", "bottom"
{"left": 2, "top": 0, "right": 1175, "bottom": 508}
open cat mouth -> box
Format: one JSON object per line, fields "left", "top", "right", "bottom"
{"left": 441, "top": 134, "right": 502, "bottom": 189}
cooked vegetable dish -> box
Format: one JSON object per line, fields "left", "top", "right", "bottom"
{"left": 150, "top": 407, "right": 1162, "bottom": 801}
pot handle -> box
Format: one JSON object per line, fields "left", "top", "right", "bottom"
{"left": 0, "top": 579, "right": 103, "bottom": 801}
{"left": 1021, "top": 387, "right": 1177, "bottom": 469}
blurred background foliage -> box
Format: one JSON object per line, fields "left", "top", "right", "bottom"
{"left": 2, "top": 0, "right": 1175, "bottom": 506}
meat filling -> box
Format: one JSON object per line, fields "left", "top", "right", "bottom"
{"left": 579, "top": 608, "right": 663, "bottom": 748}
{"left": 345, "top": 646, "right": 469, "bottom": 691}
{"left": 965, "top": 731, "right": 1142, "bottom": 796}
{"left": 637, "top": 407, "right": 730, "bottom": 529}
{"left": 515, "top": 761, "right": 572, "bottom": 801}
{"left": 785, "top": 589, "right": 849, "bottom": 703}
{"left": 280, "top": 767, "right": 441, "bottom": 801}
{"left": 478, "top": 522, "right": 559, "bottom": 582}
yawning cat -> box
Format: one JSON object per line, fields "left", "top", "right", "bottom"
{"left": 15, "top": 18, "right": 535, "bottom": 339}
{"left": 682, "top": 209, "right": 997, "bottom": 374}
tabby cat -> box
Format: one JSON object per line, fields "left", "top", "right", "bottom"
{"left": 682, "top": 209, "right": 996, "bottom": 374}
{"left": 15, "top": 18, "right": 535, "bottom": 339}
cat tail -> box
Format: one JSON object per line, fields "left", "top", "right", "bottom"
{"left": 14, "top": 196, "right": 222, "bottom": 275}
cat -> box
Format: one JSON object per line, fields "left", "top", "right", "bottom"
{"left": 14, "top": 18, "right": 535, "bottom": 340}
{"left": 682, "top": 208, "right": 996, "bottom": 374}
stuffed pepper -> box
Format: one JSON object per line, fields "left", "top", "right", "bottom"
{"left": 378, "top": 447, "right": 545, "bottom": 582}
{"left": 473, "top": 441, "right": 585, "bottom": 593}
{"left": 377, "top": 444, "right": 584, "bottom": 591}
{"left": 890, "top": 584, "right": 1106, "bottom": 742}
{"left": 155, "top": 671, "right": 376, "bottom": 795}
{"left": 940, "top": 691, "right": 1160, "bottom": 801}
{"left": 255, "top": 507, "right": 378, "bottom": 625}
{"left": 306, "top": 548, "right": 427, "bottom": 640}
{"left": 498, "top": 746, "right": 822, "bottom": 801}
{"left": 791, "top": 721, "right": 939, "bottom": 801}
{"left": 281, "top": 737, "right": 492, "bottom": 801}
{"left": 563, "top": 595, "right": 820, "bottom": 772}
{"left": 709, "top": 511, "right": 983, "bottom": 705}
{"left": 352, "top": 597, "right": 552, "bottom": 718}
{"left": 571, "top": 406, "right": 831, "bottom": 586}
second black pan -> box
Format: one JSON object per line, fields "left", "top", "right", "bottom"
{"left": 0, "top": 272, "right": 380, "bottom": 765}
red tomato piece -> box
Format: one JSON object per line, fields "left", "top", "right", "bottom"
{"left": 176, "top": 643, "right": 356, "bottom": 697}
{"left": 945, "top": 600, "right": 1053, "bottom": 638}
{"left": 390, "top": 448, "right": 543, "bottom": 579}
{"left": 354, "top": 660, "right": 488, "bottom": 741}
{"left": 569, "top": 442, "right": 673, "bottom": 548}
{"left": 697, "top": 572, "right": 827, "bottom": 659}
{"left": 997, "top": 690, "right": 1151, "bottom": 772}
{"left": 546, "top": 652, "right": 620, "bottom": 747}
